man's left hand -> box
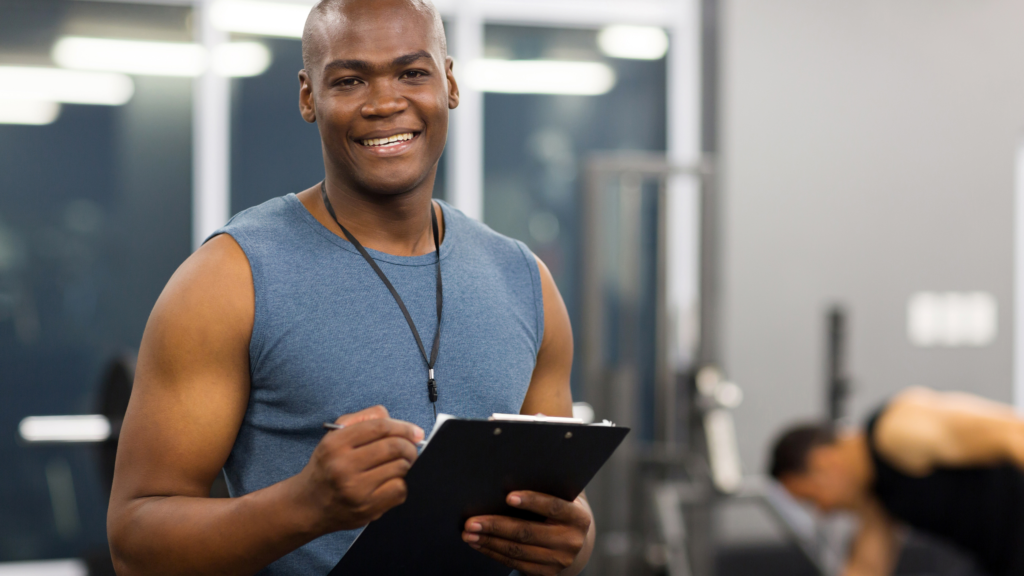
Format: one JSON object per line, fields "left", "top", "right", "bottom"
{"left": 462, "top": 491, "right": 593, "bottom": 576}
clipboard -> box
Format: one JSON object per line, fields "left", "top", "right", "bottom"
{"left": 328, "top": 416, "right": 629, "bottom": 576}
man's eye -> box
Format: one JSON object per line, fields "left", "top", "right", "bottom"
{"left": 337, "top": 78, "right": 360, "bottom": 87}
{"left": 402, "top": 70, "right": 427, "bottom": 79}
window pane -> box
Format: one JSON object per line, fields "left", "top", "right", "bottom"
{"left": 0, "top": 0, "right": 193, "bottom": 561}
{"left": 481, "top": 24, "right": 667, "bottom": 428}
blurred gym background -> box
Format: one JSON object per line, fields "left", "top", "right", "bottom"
{"left": 2, "top": 0, "right": 1023, "bottom": 574}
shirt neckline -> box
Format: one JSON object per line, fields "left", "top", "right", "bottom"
{"left": 286, "top": 192, "right": 456, "bottom": 267}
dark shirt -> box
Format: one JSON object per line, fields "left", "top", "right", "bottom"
{"left": 867, "top": 406, "right": 1024, "bottom": 575}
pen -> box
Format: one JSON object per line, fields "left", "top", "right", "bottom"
{"left": 323, "top": 422, "right": 427, "bottom": 448}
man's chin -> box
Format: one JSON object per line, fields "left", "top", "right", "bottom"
{"left": 355, "top": 174, "right": 431, "bottom": 197}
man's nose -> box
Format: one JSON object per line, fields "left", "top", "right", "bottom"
{"left": 361, "top": 83, "right": 408, "bottom": 118}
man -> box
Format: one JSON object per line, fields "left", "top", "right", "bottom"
{"left": 770, "top": 387, "right": 1024, "bottom": 576}
{"left": 106, "top": 1, "right": 595, "bottom": 574}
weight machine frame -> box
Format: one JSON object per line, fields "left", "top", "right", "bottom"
{"left": 580, "top": 152, "right": 837, "bottom": 576}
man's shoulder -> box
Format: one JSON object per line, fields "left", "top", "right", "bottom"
{"left": 872, "top": 389, "right": 947, "bottom": 476}
{"left": 204, "top": 194, "right": 319, "bottom": 260}
{"left": 439, "top": 200, "right": 534, "bottom": 261}
{"left": 214, "top": 195, "right": 298, "bottom": 238}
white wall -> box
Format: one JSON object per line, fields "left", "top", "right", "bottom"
{"left": 720, "top": 0, "right": 1024, "bottom": 474}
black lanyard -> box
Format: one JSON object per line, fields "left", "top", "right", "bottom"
{"left": 320, "top": 181, "right": 443, "bottom": 418}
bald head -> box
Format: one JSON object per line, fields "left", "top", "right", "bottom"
{"left": 301, "top": 0, "right": 447, "bottom": 77}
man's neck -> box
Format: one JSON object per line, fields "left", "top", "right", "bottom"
{"left": 300, "top": 176, "right": 443, "bottom": 257}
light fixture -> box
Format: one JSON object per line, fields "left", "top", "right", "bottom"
{"left": 0, "top": 559, "right": 88, "bottom": 576}
{"left": 210, "top": 0, "right": 312, "bottom": 38}
{"left": 211, "top": 42, "right": 273, "bottom": 77}
{"left": 53, "top": 37, "right": 273, "bottom": 78}
{"left": 907, "top": 291, "right": 998, "bottom": 347}
{"left": 0, "top": 100, "right": 62, "bottom": 125}
{"left": 465, "top": 59, "right": 616, "bottom": 96}
{"left": 597, "top": 25, "right": 669, "bottom": 60}
{"left": 54, "top": 36, "right": 207, "bottom": 77}
{"left": 0, "top": 67, "right": 134, "bottom": 106}
{"left": 18, "top": 415, "right": 112, "bottom": 443}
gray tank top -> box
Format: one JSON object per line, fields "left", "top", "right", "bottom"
{"left": 210, "top": 194, "right": 544, "bottom": 574}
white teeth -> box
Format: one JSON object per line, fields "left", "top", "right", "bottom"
{"left": 361, "top": 132, "right": 415, "bottom": 147}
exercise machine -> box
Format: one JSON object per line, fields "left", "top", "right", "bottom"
{"left": 579, "top": 152, "right": 838, "bottom": 576}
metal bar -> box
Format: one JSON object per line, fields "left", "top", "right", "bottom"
{"left": 826, "top": 306, "right": 849, "bottom": 424}
{"left": 655, "top": 176, "right": 676, "bottom": 446}
{"left": 666, "top": 0, "right": 704, "bottom": 373}
{"left": 1015, "top": 139, "right": 1024, "bottom": 410}
{"left": 446, "top": 0, "right": 484, "bottom": 220}
{"left": 580, "top": 165, "right": 606, "bottom": 431}
{"left": 653, "top": 484, "right": 693, "bottom": 576}
{"left": 580, "top": 164, "right": 614, "bottom": 576}
{"left": 192, "top": 0, "right": 231, "bottom": 250}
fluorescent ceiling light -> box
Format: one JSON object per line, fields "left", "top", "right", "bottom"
{"left": 54, "top": 36, "right": 206, "bottom": 77}
{"left": 211, "top": 42, "right": 272, "bottom": 77}
{"left": 53, "top": 37, "right": 273, "bottom": 78}
{"left": 210, "top": 0, "right": 312, "bottom": 38}
{"left": 0, "top": 100, "right": 62, "bottom": 125}
{"left": 597, "top": 25, "right": 669, "bottom": 60}
{"left": 0, "top": 67, "right": 134, "bottom": 105}
{"left": 0, "top": 559, "right": 88, "bottom": 576}
{"left": 19, "top": 415, "right": 111, "bottom": 443}
{"left": 465, "top": 59, "right": 616, "bottom": 96}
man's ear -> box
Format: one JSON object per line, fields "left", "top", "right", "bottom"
{"left": 446, "top": 56, "right": 460, "bottom": 109}
{"left": 299, "top": 69, "right": 317, "bottom": 123}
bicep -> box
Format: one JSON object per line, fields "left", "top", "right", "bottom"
{"left": 519, "top": 256, "right": 573, "bottom": 418}
{"left": 111, "top": 234, "right": 254, "bottom": 505}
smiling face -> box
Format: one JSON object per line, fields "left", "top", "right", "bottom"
{"left": 299, "top": 0, "right": 458, "bottom": 197}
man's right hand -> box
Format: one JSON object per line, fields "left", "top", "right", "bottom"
{"left": 295, "top": 405, "right": 425, "bottom": 534}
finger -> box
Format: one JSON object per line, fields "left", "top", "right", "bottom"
{"left": 334, "top": 405, "right": 389, "bottom": 426}
{"left": 468, "top": 539, "right": 562, "bottom": 576}
{"left": 463, "top": 516, "right": 557, "bottom": 547}
{"left": 357, "top": 451, "right": 415, "bottom": 487}
{"left": 337, "top": 418, "right": 425, "bottom": 448}
{"left": 348, "top": 436, "right": 419, "bottom": 471}
{"left": 507, "top": 491, "right": 586, "bottom": 525}
{"left": 464, "top": 532, "right": 552, "bottom": 561}
{"left": 366, "top": 477, "right": 408, "bottom": 514}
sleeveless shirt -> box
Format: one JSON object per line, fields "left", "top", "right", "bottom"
{"left": 867, "top": 407, "right": 1024, "bottom": 575}
{"left": 209, "top": 194, "right": 544, "bottom": 575}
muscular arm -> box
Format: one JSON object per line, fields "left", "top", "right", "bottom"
{"left": 519, "top": 257, "right": 575, "bottom": 420}
{"left": 463, "top": 257, "right": 595, "bottom": 576}
{"left": 842, "top": 499, "right": 901, "bottom": 576}
{"left": 108, "top": 235, "right": 422, "bottom": 575}
{"left": 875, "top": 387, "right": 1024, "bottom": 476}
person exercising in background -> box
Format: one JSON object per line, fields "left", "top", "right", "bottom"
{"left": 770, "top": 387, "right": 1024, "bottom": 576}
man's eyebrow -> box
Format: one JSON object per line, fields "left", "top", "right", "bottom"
{"left": 323, "top": 59, "right": 372, "bottom": 74}
{"left": 322, "top": 51, "right": 434, "bottom": 75}
{"left": 391, "top": 50, "right": 433, "bottom": 67}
